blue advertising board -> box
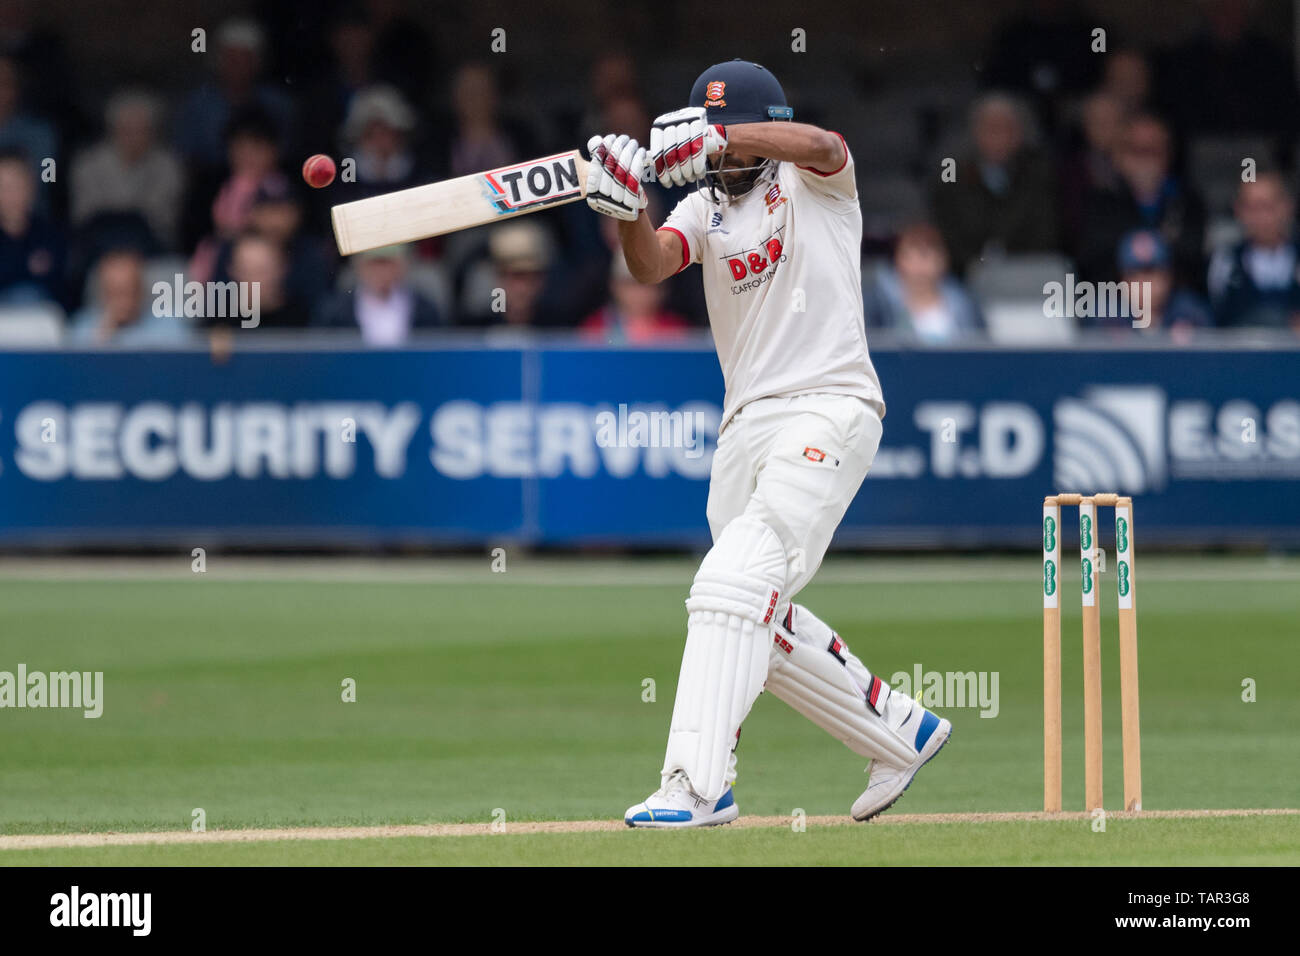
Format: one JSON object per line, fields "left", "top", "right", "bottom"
{"left": 0, "top": 342, "right": 1297, "bottom": 547}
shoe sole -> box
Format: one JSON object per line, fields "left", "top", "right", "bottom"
{"left": 624, "top": 805, "right": 741, "bottom": 829}
{"left": 852, "top": 722, "right": 953, "bottom": 822}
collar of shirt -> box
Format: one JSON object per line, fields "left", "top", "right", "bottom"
{"left": 356, "top": 286, "right": 414, "bottom": 345}
{"left": 1243, "top": 244, "right": 1296, "bottom": 288}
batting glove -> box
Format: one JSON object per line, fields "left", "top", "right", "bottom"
{"left": 649, "top": 106, "right": 727, "bottom": 188}
{"left": 585, "top": 134, "right": 648, "bottom": 221}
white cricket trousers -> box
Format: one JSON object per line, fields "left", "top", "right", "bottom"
{"left": 706, "top": 392, "right": 883, "bottom": 604}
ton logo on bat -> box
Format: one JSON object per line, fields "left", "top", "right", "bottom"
{"left": 482, "top": 155, "right": 583, "bottom": 215}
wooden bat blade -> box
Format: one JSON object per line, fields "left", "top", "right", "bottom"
{"left": 331, "top": 150, "right": 591, "bottom": 255}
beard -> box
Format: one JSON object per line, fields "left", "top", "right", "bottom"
{"left": 718, "top": 165, "right": 762, "bottom": 195}
{"left": 704, "top": 154, "right": 770, "bottom": 203}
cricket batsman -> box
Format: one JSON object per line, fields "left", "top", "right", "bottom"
{"left": 583, "top": 59, "right": 952, "bottom": 827}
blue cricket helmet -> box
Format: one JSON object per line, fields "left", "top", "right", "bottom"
{"left": 689, "top": 60, "right": 793, "bottom": 126}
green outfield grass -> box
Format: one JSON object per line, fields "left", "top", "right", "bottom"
{"left": 1, "top": 555, "right": 1297, "bottom": 865}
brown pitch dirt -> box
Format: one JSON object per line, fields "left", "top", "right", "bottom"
{"left": 1, "top": 808, "right": 1295, "bottom": 851}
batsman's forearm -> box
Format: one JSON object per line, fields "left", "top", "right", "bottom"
{"left": 617, "top": 212, "right": 665, "bottom": 284}
{"left": 723, "top": 122, "right": 844, "bottom": 171}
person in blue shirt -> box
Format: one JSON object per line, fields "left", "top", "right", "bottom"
{"left": 1208, "top": 172, "right": 1300, "bottom": 331}
{"left": 865, "top": 222, "right": 984, "bottom": 343}
{"left": 68, "top": 250, "right": 192, "bottom": 346}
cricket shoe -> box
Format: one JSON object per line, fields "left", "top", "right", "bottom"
{"left": 624, "top": 770, "right": 740, "bottom": 828}
{"left": 851, "top": 704, "right": 951, "bottom": 821}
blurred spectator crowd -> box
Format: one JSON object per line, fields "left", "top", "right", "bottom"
{"left": 2, "top": 0, "right": 1300, "bottom": 347}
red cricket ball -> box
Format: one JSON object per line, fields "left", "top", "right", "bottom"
{"left": 302, "top": 154, "right": 337, "bottom": 189}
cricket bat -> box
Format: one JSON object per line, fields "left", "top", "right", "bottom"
{"left": 331, "top": 150, "right": 614, "bottom": 256}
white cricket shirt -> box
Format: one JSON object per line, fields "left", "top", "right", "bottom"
{"left": 660, "top": 133, "right": 884, "bottom": 432}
